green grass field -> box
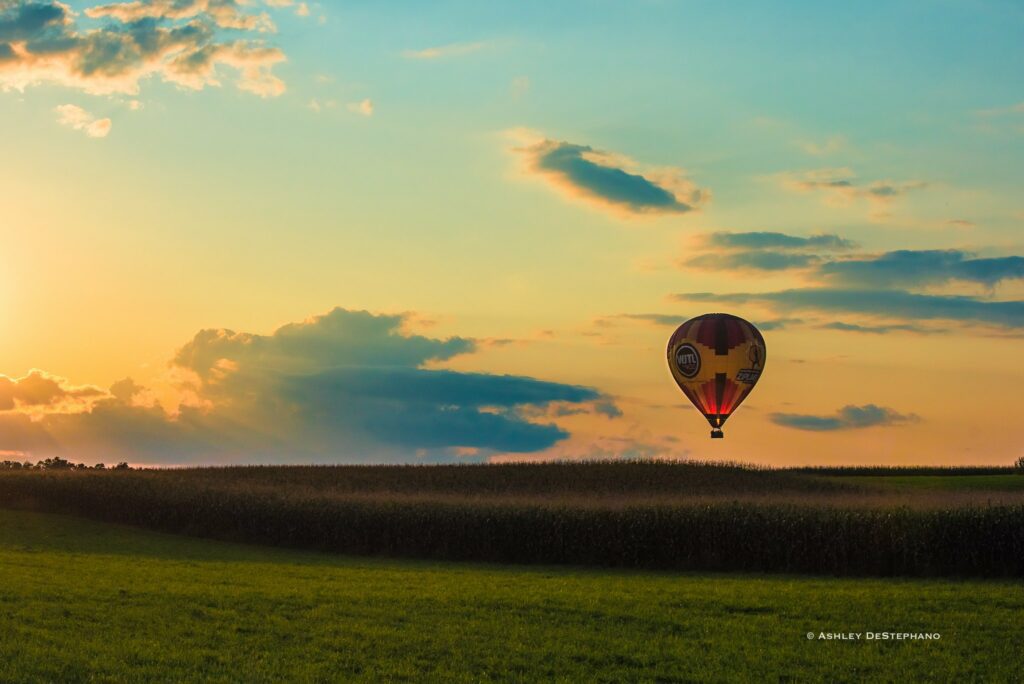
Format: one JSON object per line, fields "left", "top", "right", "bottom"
{"left": 2, "top": 508, "right": 1022, "bottom": 682}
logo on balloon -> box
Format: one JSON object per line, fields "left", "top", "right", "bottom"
{"left": 675, "top": 344, "right": 701, "bottom": 379}
{"left": 747, "top": 344, "right": 764, "bottom": 368}
{"left": 736, "top": 368, "right": 761, "bottom": 384}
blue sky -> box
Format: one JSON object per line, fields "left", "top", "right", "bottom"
{"left": 0, "top": 0, "right": 1022, "bottom": 465}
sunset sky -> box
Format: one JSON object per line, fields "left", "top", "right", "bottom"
{"left": 1, "top": 0, "right": 1022, "bottom": 466}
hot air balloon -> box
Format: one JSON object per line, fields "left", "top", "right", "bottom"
{"left": 666, "top": 313, "right": 766, "bottom": 438}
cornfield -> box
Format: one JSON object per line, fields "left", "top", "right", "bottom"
{"left": 1, "top": 462, "right": 1021, "bottom": 577}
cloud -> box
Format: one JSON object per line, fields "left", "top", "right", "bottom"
{"left": 974, "top": 102, "right": 1024, "bottom": 117}
{"left": 608, "top": 313, "right": 800, "bottom": 333}
{"left": 54, "top": 103, "right": 111, "bottom": 137}
{"left": 782, "top": 168, "right": 925, "bottom": 207}
{"left": 796, "top": 135, "right": 846, "bottom": 156}
{"left": 770, "top": 404, "right": 918, "bottom": 432}
{"left": 0, "top": 0, "right": 286, "bottom": 97}
{"left": 551, "top": 398, "right": 622, "bottom": 419}
{"left": 819, "top": 321, "right": 937, "bottom": 334}
{"left": 510, "top": 75, "right": 529, "bottom": 99}
{"left": 84, "top": 0, "right": 273, "bottom": 31}
{"left": 0, "top": 370, "right": 105, "bottom": 413}
{"left": 683, "top": 250, "right": 820, "bottom": 272}
{"left": 511, "top": 131, "right": 709, "bottom": 217}
{"left": 754, "top": 318, "right": 803, "bottom": 331}
{"left": 685, "top": 231, "right": 1024, "bottom": 289}
{"left": 817, "top": 250, "right": 1024, "bottom": 289}
{"left": 673, "top": 240, "right": 1024, "bottom": 332}
{"left": 264, "top": 0, "right": 309, "bottom": 17}
{"left": 0, "top": 308, "right": 618, "bottom": 464}
{"left": 347, "top": 98, "right": 373, "bottom": 116}
{"left": 675, "top": 289, "right": 1024, "bottom": 328}
{"left": 681, "top": 231, "right": 855, "bottom": 273}
{"left": 614, "top": 313, "right": 684, "bottom": 327}
{"left": 172, "top": 308, "right": 473, "bottom": 381}
{"left": 307, "top": 97, "right": 334, "bottom": 112}
{"left": 611, "top": 313, "right": 800, "bottom": 331}
{"left": 402, "top": 41, "right": 485, "bottom": 60}
{"left": 700, "top": 231, "right": 856, "bottom": 252}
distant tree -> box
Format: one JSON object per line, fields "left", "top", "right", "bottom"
{"left": 0, "top": 457, "right": 127, "bottom": 471}
{"left": 1015, "top": 456, "right": 1024, "bottom": 473}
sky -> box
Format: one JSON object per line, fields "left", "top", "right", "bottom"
{"left": 1, "top": 0, "right": 1022, "bottom": 466}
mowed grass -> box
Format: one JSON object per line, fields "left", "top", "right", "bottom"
{"left": 1, "top": 509, "right": 1023, "bottom": 682}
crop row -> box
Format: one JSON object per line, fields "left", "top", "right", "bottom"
{"left": 1, "top": 470, "right": 1022, "bottom": 577}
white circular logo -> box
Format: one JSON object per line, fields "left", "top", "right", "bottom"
{"left": 675, "top": 344, "right": 701, "bottom": 379}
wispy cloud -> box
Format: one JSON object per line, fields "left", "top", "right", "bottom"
{"left": 817, "top": 250, "right": 1024, "bottom": 289}
{"left": 265, "top": 0, "right": 310, "bottom": 17}
{"left": 681, "top": 231, "right": 853, "bottom": 273}
{"left": 699, "top": 231, "right": 856, "bottom": 252}
{"left": 819, "top": 321, "right": 938, "bottom": 335}
{"left": 509, "top": 130, "right": 709, "bottom": 217}
{"left": 796, "top": 135, "right": 846, "bottom": 156}
{"left": 683, "top": 251, "right": 820, "bottom": 272}
{"left": 402, "top": 41, "right": 486, "bottom": 60}
{"left": 613, "top": 313, "right": 684, "bottom": 327}
{"left": 0, "top": 1, "right": 286, "bottom": 97}
{"left": 85, "top": 0, "right": 273, "bottom": 30}
{"left": 770, "top": 404, "right": 918, "bottom": 432}
{"left": 675, "top": 289, "right": 1024, "bottom": 329}
{"left": 54, "top": 104, "right": 111, "bottom": 138}
{"left": 307, "top": 98, "right": 335, "bottom": 113}
{"left": 974, "top": 102, "right": 1024, "bottom": 117}
{"left": 755, "top": 318, "right": 803, "bottom": 331}
{"left": 510, "top": 75, "right": 529, "bottom": 100}
{"left": 607, "top": 313, "right": 801, "bottom": 332}
{"left": 347, "top": 98, "right": 374, "bottom": 116}
{"left": 781, "top": 168, "right": 926, "bottom": 208}
{"left": 683, "top": 232, "right": 1024, "bottom": 290}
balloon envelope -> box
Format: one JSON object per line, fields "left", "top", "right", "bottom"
{"left": 666, "top": 313, "right": 766, "bottom": 437}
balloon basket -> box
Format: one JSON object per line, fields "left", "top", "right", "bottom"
{"left": 710, "top": 428, "right": 724, "bottom": 439}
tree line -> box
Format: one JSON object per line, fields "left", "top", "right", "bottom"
{"left": 0, "top": 457, "right": 131, "bottom": 471}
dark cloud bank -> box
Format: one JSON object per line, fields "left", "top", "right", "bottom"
{"left": 676, "top": 231, "right": 1024, "bottom": 331}
{"left": 0, "top": 309, "right": 617, "bottom": 464}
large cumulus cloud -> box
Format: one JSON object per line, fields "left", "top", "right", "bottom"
{"left": 0, "top": 308, "right": 618, "bottom": 464}
{"left": 0, "top": 370, "right": 104, "bottom": 412}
